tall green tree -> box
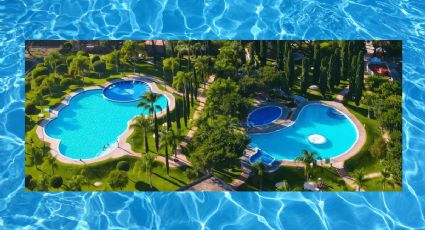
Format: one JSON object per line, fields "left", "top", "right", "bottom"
{"left": 319, "top": 58, "right": 328, "bottom": 97}
{"left": 285, "top": 48, "right": 295, "bottom": 88}
{"left": 68, "top": 55, "right": 90, "bottom": 84}
{"left": 252, "top": 160, "right": 266, "bottom": 190}
{"left": 328, "top": 54, "right": 337, "bottom": 92}
{"left": 137, "top": 91, "right": 162, "bottom": 151}
{"left": 260, "top": 41, "right": 267, "bottom": 66}
{"left": 333, "top": 48, "right": 341, "bottom": 85}
{"left": 120, "top": 41, "right": 146, "bottom": 73}
{"left": 47, "top": 155, "right": 58, "bottom": 174}
{"left": 348, "top": 54, "right": 358, "bottom": 99}
{"left": 300, "top": 59, "right": 309, "bottom": 96}
{"left": 295, "top": 149, "right": 322, "bottom": 180}
{"left": 44, "top": 51, "right": 62, "bottom": 77}
{"left": 130, "top": 116, "right": 152, "bottom": 153}
{"left": 163, "top": 57, "right": 179, "bottom": 82}
{"left": 159, "top": 129, "right": 177, "bottom": 175}
{"left": 312, "top": 42, "right": 321, "bottom": 84}
{"left": 340, "top": 41, "right": 349, "bottom": 80}
{"left": 354, "top": 51, "right": 365, "bottom": 106}
{"left": 353, "top": 169, "right": 365, "bottom": 191}
{"left": 134, "top": 151, "right": 159, "bottom": 189}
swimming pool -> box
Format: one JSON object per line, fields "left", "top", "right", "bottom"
{"left": 248, "top": 103, "right": 358, "bottom": 160}
{"left": 249, "top": 149, "right": 275, "bottom": 166}
{"left": 103, "top": 80, "right": 150, "bottom": 102}
{"left": 45, "top": 83, "right": 168, "bottom": 160}
{"left": 247, "top": 106, "right": 283, "bottom": 126}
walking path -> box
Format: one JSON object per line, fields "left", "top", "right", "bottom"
{"left": 173, "top": 75, "right": 216, "bottom": 166}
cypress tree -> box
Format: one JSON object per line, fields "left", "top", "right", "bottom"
{"left": 193, "top": 68, "right": 198, "bottom": 99}
{"left": 300, "top": 59, "right": 309, "bottom": 96}
{"left": 340, "top": 41, "right": 348, "bottom": 80}
{"left": 260, "top": 41, "right": 267, "bottom": 66}
{"left": 348, "top": 54, "right": 357, "bottom": 99}
{"left": 175, "top": 100, "right": 181, "bottom": 129}
{"left": 277, "top": 41, "right": 284, "bottom": 70}
{"left": 286, "top": 48, "right": 295, "bottom": 88}
{"left": 328, "top": 54, "right": 336, "bottom": 92}
{"left": 154, "top": 112, "right": 159, "bottom": 152}
{"left": 190, "top": 79, "right": 195, "bottom": 107}
{"left": 312, "top": 42, "right": 321, "bottom": 84}
{"left": 182, "top": 91, "right": 188, "bottom": 127}
{"left": 166, "top": 102, "right": 171, "bottom": 130}
{"left": 333, "top": 48, "right": 341, "bottom": 85}
{"left": 354, "top": 51, "right": 365, "bottom": 106}
{"left": 319, "top": 58, "right": 328, "bottom": 97}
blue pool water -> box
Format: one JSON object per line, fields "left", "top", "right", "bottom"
{"left": 45, "top": 89, "right": 168, "bottom": 159}
{"left": 103, "top": 80, "right": 150, "bottom": 102}
{"left": 248, "top": 106, "right": 283, "bottom": 126}
{"left": 249, "top": 104, "right": 358, "bottom": 160}
{"left": 249, "top": 149, "right": 275, "bottom": 166}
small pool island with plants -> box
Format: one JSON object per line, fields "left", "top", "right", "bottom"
{"left": 25, "top": 40, "right": 402, "bottom": 192}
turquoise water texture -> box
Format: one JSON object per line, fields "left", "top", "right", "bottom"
{"left": 45, "top": 89, "right": 168, "bottom": 159}
{"left": 249, "top": 104, "right": 358, "bottom": 160}
{"left": 0, "top": 0, "right": 424, "bottom": 229}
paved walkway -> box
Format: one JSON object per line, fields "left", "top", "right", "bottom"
{"left": 173, "top": 75, "right": 216, "bottom": 166}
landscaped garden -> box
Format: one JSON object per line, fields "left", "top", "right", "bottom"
{"left": 25, "top": 40, "right": 402, "bottom": 192}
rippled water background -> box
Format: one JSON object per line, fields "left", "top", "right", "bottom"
{"left": 1, "top": 0, "right": 424, "bottom": 229}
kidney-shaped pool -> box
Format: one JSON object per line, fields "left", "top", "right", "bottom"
{"left": 45, "top": 81, "right": 168, "bottom": 160}
{"left": 248, "top": 103, "right": 359, "bottom": 160}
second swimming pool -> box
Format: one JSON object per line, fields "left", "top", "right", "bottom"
{"left": 248, "top": 103, "right": 358, "bottom": 160}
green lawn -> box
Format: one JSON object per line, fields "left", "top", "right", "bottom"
{"left": 363, "top": 177, "right": 401, "bottom": 191}
{"left": 25, "top": 155, "right": 192, "bottom": 191}
{"left": 343, "top": 100, "right": 384, "bottom": 174}
{"left": 238, "top": 166, "right": 350, "bottom": 191}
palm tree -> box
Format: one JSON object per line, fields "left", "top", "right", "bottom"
{"left": 380, "top": 168, "right": 391, "bottom": 190}
{"left": 295, "top": 149, "right": 322, "bottom": 180}
{"left": 44, "top": 51, "right": 61, "bottom": 77}
{"left": 163, "top": 57, "right": 179, "bottom": 80}
{"left": 194, "top": 56, "right": 210, "bottom": 87}
{"left": 135, "top": 151, "right": 159, "bottom": 189}
{"left": 137, "top": 91, "right": 162, "bottom": 151}
{"left": 252, "top": 160, "right": 266, "bottom": 190}
{"left": 172, "top": 71, "right": 192, "bottom": 93}
{"left": 69, "top": 54, "right": 90, "bottom": 84}
{"left": 130, "top": 116, "right": 152, "bottom": 153}
{"left": 47, "top": 155, "right": 58, "bottom": 174}
{"left": 276, "top": 180, "right": 290, "bottom": 191}
{"left": 159, "top": 128, "right": 177, "bottom": 175}
{"left": 353, "top": 169, "right": 365, "bottom": 191}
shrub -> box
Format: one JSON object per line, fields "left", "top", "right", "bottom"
{"left": 25, "top": 175, "right": 38, "bottom": 191}
{"left": 56, "top": 63, "right": 68, "bottom": 74}
{"left": 116, "top": 161, "right": 130, "bottom": 171}
{"left": 186, "top": 168, "right": 200, "bottom": 180}
{"left": 91, "top": 55, "right": 100, "bottom": 63}
{"left": 92, "top": 60, "right": 107, "bottom": 76}
{"left": 108, "top": 170, "right": 128, "bottom": 190}
{"left": 31, "top": 65, "right": 49, "bottom": 79}
{"left": 135, "top": 181, "right": 155, "bottom": 191}
{"left": 60, "top": 41, "right": 73, "bottom": 55}
{"left": 77, "top": 50, "right": 89, "bottom": 57}
{"left": 66, "top": 55, "right": 75, "bottom": 66}
{"left": 50, "top": 175, "right": 63, "bottom": 188}
{"left": 60, "top": 78, "right": 73, "bottom": 88}
{"left": 25, "top": 101, "right": 40, "bottom": 115}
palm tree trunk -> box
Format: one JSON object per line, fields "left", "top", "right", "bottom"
{"left": 165, "top": 144, "right": 169, "bottom": 175}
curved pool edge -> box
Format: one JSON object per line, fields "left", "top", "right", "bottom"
{"left": 247, "top": 105, "right": 284, "bottom": 127}
{"left": 36, "top": 75, "right": 176, "bottom": 165}
{"left": 247, "top": 101, "right": 366, "bottom": 167}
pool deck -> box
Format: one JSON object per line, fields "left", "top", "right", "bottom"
{"left": 36, "top": 75, "right": 177, "bottom": 165}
